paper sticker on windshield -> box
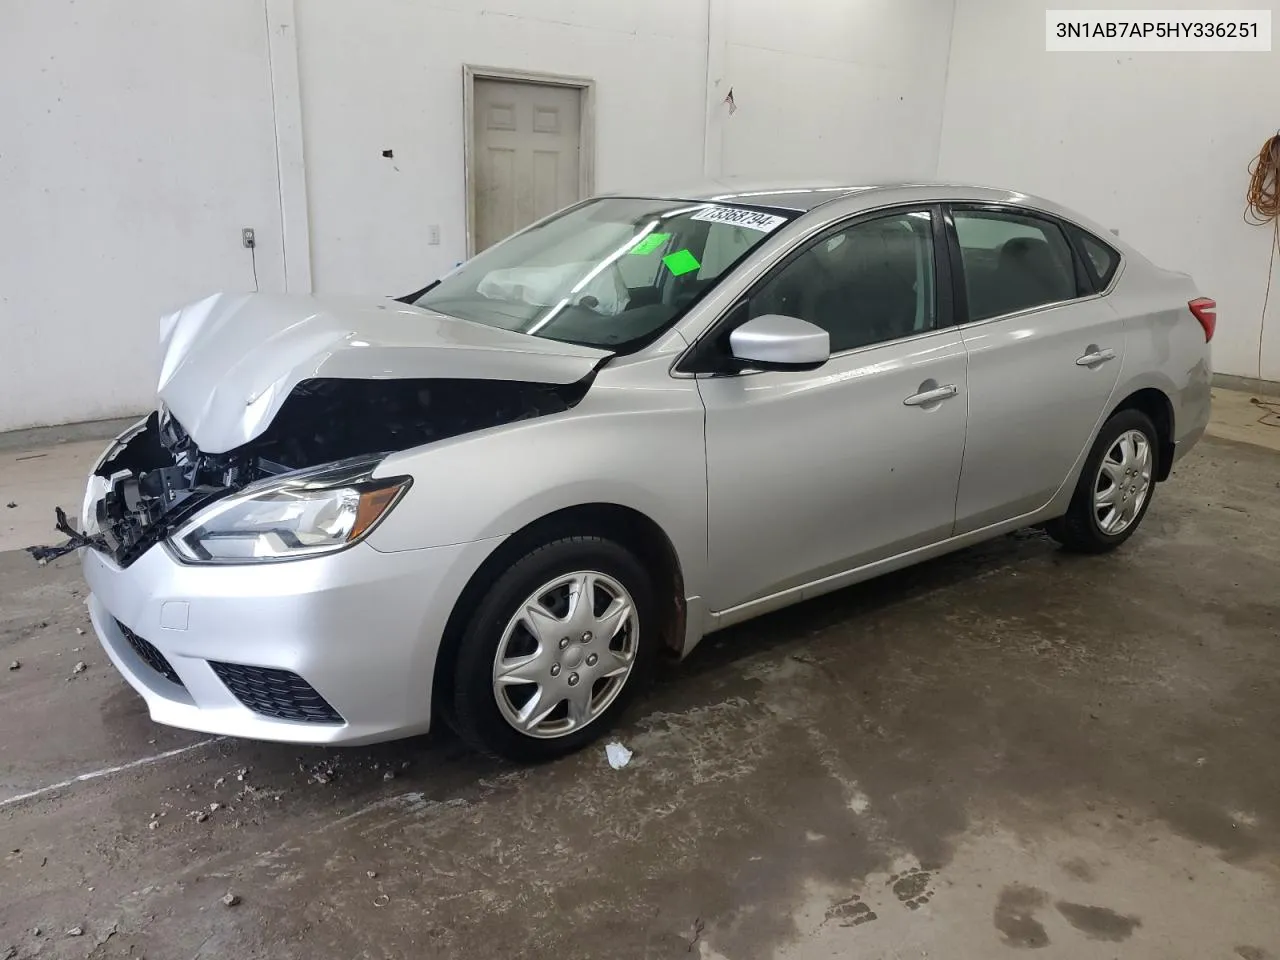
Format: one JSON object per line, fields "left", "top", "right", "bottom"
{"left": 689, "top": 206, "right": 787, "bottom": 233}
{"left": 662, "top": 249, "right": 701, "bottom": 276}
{"left": 629, "top": 233, "right": 669, "bottom": 256}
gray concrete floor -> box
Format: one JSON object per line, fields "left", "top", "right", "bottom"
{"left": 2, "top": 430, "right": 1280, "bottom": 958}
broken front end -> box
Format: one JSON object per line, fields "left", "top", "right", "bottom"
{"left": 50, "top": 376, "right": 591, "bottom": 567}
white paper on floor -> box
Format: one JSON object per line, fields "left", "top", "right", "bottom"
{"left": 605, "top": 741, "right": 632, "bottom": 770}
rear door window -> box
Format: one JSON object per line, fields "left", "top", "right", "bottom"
{"left": 951, "top": 209, "right": 1082, "bottom": 322}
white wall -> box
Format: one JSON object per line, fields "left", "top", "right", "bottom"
{"left": 0, "top": 0, "right": 286, "bottom": 432}
{"left": 2, "top": 0, "right": 955, "bottom": 432}
{"left": 294, "top": 0, "right": 709, "bottom": 297}
{"left": 714, "top": 0, "right": 954, "bottom": 183}
{"left": 937, "top": 0, "right": 1280, "bottom": 381}
{"left": 295, "top": 0, "right": 956, "bottom": 298}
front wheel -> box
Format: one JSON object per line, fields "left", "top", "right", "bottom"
{"left": 1046, "top": 408, "right": 1159, "bottom": 554}
{"left": 449, "top": 535, "right": 658, "bottom": 762}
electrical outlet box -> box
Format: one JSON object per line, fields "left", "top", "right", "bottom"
{"left": 428, "top": 224, "right": 440, "bottom": 246}
{"left": 242, "top": 227, "right": 256, "bottom": 249}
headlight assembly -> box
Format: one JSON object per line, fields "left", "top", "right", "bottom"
{"left": 169, "top": 457, "right": 411, "bottom": 564}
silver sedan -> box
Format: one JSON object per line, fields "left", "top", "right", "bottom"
{"left": 77, "top": 181, "right": 1213, "bottom": 760}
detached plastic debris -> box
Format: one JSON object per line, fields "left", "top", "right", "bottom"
{"left": 605, "top": 741, "right": 633, "bottom": 770}
{"left": 25, "top": 507, "right": 106, "bottom": 564}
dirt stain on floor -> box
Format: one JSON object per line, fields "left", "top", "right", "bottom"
{"left": 994, "top": 884, "right": 1051, "bottom": 948}
{"left": 1055, "top": 900, "right": 1142, "bottom": 941}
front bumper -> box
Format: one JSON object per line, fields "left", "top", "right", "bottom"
{"left": 83, "top": 536, "right": 500, "bottom": 745}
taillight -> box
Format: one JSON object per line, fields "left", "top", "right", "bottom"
{"left": 1188, "top": 298, "right": 1216, "bottom": 342}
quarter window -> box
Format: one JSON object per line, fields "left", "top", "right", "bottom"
{"left": 1075, "top": 229, "right": 1120, "bottom": 288}
{"left": 952, "top": 210, "right": 1079, "bottom": 321}
{"left": 748, "top": 210, "right": 937, "bottom": 353}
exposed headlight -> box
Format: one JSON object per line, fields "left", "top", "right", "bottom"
{"left": 169, "top": 457, "right": 411, "bottom": 564}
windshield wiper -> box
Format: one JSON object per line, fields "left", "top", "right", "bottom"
{"left": 395, "top": 279, "right": 439, "bottom": 303}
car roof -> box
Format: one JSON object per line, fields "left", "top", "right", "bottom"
{"left": 596, "top": 178, "right": 1017, "bottom": 212}
{"left": 594, "top": 178, "right": 1123, "bottom": 245}
{"left": 597, "top": 178, "right": 872, "bottom": 211}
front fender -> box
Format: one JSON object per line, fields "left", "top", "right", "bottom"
{"left": 364, "top": 366, "right": 708, "bottom": 598}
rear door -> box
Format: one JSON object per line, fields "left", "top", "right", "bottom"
{"left": 946, "top": 204, "right": 1126, "bottom": 533}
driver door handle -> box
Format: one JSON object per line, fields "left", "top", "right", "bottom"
{"left": 1076, "top": 347, "right": 1116, "bottom": 367}
{"left": 903, "top": 384, "right": 959, "bottom": 407}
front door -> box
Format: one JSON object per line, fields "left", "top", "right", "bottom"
{"left": 946, "top": 205, "right": 1127, "bottom": 533}
{"left": 696, "top": 208, "right": 968, "bottom": 613}
{"left": 472, "top": 78, "right": 583, "bottom": 253}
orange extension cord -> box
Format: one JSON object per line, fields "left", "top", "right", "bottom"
{"left": 1245, "top": 133, "right": 1280, "bottom": 226}
{"left": 1246, "top": 133, "right": 1280, "bottom": 376}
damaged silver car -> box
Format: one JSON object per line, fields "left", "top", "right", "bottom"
{"left": 70, "top": 181, "right": 1213, "bottom": 760}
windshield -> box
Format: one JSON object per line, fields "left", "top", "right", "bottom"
{"left": 413, "top": 197, "right": 795, "bottom": 352}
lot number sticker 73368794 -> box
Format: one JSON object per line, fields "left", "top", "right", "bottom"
{"left": 689, "top": 206, "right": 788, "bottom": 233}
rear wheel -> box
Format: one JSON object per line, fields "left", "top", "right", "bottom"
{"left": 449, "top": 536, "right": 658, "bottom": 762}
{"left": 1046, "top": 408, "right": 1158, "bottom": 554}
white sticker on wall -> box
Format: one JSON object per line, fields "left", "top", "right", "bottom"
{"left": 689, "top": 206, "right": 788, "bottom": 233}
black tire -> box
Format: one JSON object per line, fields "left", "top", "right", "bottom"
{"left": 449, "top": 535, "right": 659, "bottom": 763}
{"left": 1046, "top": 408, "right": 1159, "bottom": 554}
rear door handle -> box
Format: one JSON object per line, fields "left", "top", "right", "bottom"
{"left": 1076, "top": 347, "right": 1116, "bottom": 367}
{"left": 903, "top": 384, "right": 959, "bottom": 407}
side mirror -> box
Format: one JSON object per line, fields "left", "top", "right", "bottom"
{"left": 729, "top": 314, "right": 830, "bottom": 371}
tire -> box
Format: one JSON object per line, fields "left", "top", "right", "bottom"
{"left": 1046, "top": 408, "right": 1159, "bottom": 554}
{"left": 449, "top": 535, "right": 659, "bottom": 762}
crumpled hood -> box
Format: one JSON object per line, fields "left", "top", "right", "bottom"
{"left": 156, "top": 292, "right": 611, "bottom": 454}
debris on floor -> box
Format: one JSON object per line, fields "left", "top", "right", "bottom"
{"left": 72, "top": 661, "right": 86, "bottom": 674}
{"left": 7, "top": 661, "right": 18, "bottom": 671}
{"left": 221, "top": 893, "right": 241, "bottom": 908}
{"left": 304, "top": 756, "right": 341, "bottom": 785}
{"left": 65, "top": 926, "right": 83, "bottom": 937}
{"left": 93, "top": 925, "right": 117, "bottom": 948}
{"left": 605, "top": 741, "right": 633, "bottom": 770}
{"left": 5, "top": 502, "right": 16, "bottom": 508}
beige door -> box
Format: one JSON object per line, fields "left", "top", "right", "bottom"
{"left": 472, "top": 78, "right": 583, "bottom": 253}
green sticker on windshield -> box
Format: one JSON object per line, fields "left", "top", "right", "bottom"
{"left": 629, "top": 233, "right": 669, "bottom": 256}
{"left": 662, "top": 249, "right": 701, "bottom": 276}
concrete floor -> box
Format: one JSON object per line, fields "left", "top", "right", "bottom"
{"left": 1, "top": 400, "right": 1279, "bottom": 959}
